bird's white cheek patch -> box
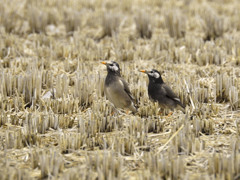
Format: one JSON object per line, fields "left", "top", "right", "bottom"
{"left": 149, "top": 72, "right": 160, "bottom": 79}
{"left": 149, "top": 72, "right": 153, "bottom": 77}
{"left": 153, "top": 72, "right": 160, "bottom": 79}
{"left": 110, "top": 65, "right": 119, "bottom": 71}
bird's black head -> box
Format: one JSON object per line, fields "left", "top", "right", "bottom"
{"left": 101, "top": 61, "right": 121, "bottom": 76}
{"left": 140, "top": 69, "right": 164, "bottom": 84}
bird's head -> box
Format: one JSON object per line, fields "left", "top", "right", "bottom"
{"left": 101, "top": 61, "right": 121, "bottom": 75}
{"left": 140, "top": 69, "right": 164, "bottom": 84}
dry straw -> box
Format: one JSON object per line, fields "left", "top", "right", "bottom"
{"left": 0, "top": 0, "right": 240, "bottom": 179}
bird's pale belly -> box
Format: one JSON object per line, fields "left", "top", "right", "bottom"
{"left": 105, "top": 86, "right": 131, "bottom": 109}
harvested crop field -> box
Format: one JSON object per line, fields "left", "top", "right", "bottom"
{"left": 0, "top": 0, "right": 240, "bottom": 179}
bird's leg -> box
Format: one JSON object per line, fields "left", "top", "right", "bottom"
{"left": 111, "top": 110, "right": 115, "bottom": 116}
{"left": 156, "top": 108, "right": 162, "bottom": 115}
{"left": 167, "top": 112, "right": 173, "bottom": 117}
{"left": 158, "top": 111, "right": 163, "bottom": 115}
{"left": 158, "top": 108, "right": 165, "bottom": 116}
{"left": 109, "top": 104, "right": 117, "bottom": 116}
{"left": 111, "top": 106, "right": 125, "bottom": 116}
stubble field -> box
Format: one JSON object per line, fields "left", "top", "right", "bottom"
{"left": 0, "top": 0, "right": 240, "bottom": 179}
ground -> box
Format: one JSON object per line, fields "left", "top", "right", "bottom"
{"left": 0, "top": 0, "right": 240, "bottom": 179}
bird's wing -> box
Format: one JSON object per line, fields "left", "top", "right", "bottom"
{"left": 119, "top": 77, "right": 134, "bottom": 100}
{"left": 161, "top": 83, "right": 181, "bottom": 103}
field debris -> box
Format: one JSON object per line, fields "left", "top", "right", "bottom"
{"left": 0, "top": 0, "right": 240, "bottom": 179}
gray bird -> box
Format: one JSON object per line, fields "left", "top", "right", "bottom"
{"left": 140, "top": 69, "right": 185, "bottom": 113}
{"left": 101, "top": 61, "right": 137, "bottom": 113}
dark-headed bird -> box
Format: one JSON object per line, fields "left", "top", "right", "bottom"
{"left": 140, "top": 69, "right": 185, "bottom": 113}
{"left": 101, "top": 61, "right": 137, "bottom": 113}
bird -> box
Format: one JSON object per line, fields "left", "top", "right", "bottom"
{"left": 140, "top": 69, "right": 185, "bottom": 113}
{"left": 101, "top": 61, "right": 137, "bottom": 113}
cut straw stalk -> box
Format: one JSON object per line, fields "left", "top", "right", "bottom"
{"left": 157, "top": 124, "right": 184, "bottom": 154}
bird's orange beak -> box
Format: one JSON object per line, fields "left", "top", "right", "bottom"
{"left": 139, "top": 70, "right": 147, "bottom": 73}
{"left": 101, "top": 61, "right": 107, "bottom": 65}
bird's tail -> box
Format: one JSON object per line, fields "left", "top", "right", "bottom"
{"left": 176, "top": 102, "right": 186, "bottom": 113}
{"left": 129, "top": 103, "right": 137, "bottom": 114}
